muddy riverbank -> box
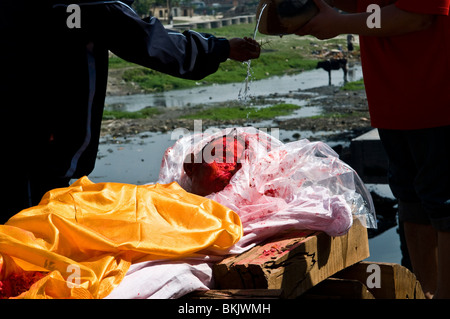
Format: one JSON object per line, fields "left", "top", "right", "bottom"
{"left": 100, "top": 84, "right": 372, "bottom": 142}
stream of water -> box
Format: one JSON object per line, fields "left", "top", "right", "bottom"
{"left": 238, "top": 3, "right": 267, "bottom": 102}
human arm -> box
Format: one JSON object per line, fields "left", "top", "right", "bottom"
{"left": 53, "top": 2, "right": 259, "bottom": 80}
{"left": 296, "top": 0, "right": 435, "bottom": 39}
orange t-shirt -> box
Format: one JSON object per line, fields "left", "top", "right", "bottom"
{"left": 357, "top": 0, "right": 450, "bottom": 129}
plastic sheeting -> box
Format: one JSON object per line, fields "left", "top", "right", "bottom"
{"left": 159, "top": 127, "right": 376, "bottom": 249}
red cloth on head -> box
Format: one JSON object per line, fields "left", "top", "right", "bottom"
{"left": 184, "top": 135, "right": 245, "bottom": 196}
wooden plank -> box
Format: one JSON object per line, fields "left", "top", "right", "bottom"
{"left": 213, "top": 218, "right": 369, "bottom": 298}
{"left": 350, "top": 128, "right": 388, "bottom": 184}
{"left": 299, "top": 277, "right": 375, "bottom": 299}
{"left": 333, "top": 261, "right": 425, "bottom": 299}
{"left": 186, "top": 289, "right": 283, "bottom": 299}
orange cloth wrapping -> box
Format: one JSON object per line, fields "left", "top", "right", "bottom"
{"left": 0, "top": 177, "right": 242, "bottom": 299}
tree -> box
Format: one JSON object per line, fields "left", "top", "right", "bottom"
{"left": 132, "top": 0, "right": 154, "bottom": 16}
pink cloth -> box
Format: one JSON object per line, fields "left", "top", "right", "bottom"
{"left": 159, "top": 127, "right": 375, "bottom": 242}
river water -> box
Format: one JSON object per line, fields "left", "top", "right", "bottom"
{"left": 90, "top": 64, "right": 403, "bottom": 265}
{"left": 104, "top": 63, "right": 363, "bottom": 111}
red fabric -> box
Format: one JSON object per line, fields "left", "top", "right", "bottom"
{"left": 357, "top": 0, "right": 450, "bottom": 129}
{"left": 0, "top": 271, "right": 46, "bottom": 299}
{"left": 396, "top": 0, "right": 450, "bottom": 15}
{"left": 184, "top": 135, "right": 245, "bottom": 196}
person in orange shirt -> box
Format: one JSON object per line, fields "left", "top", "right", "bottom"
{"left": 296, "top": 0, "right": 450, "bottom": 299}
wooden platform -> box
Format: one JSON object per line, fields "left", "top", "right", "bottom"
{"left": 186, "top": 129, "right": 426, "bottom": 299}
{"left": 188, "top": 218, "right": 425, "bottom": 299}
{"left": 300, "top": 261, "right": 424, "bottom": 299}
{"left": 212, "top": 218, "right": 370, "bottom": 298}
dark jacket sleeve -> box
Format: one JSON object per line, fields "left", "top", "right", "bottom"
{"left": 69, "top": 1, "right": 231, "bottom": 80}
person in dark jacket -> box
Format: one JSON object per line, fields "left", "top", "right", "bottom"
{"left": 0, "top": 0, "right": 260, "bottom": 223}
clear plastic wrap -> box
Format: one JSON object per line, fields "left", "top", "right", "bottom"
{"left": 158, "top": 127, "right": 376, "bottom": 250}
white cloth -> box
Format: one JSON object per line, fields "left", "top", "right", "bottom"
{"left": 105, "top": 256, "right": 221, "bottom": 299}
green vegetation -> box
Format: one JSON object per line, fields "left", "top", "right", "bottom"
{"left": 109, "top": 23, "right": 348, "bottom": 93}
{"left": 341, "top": 79, "right": 365, "bottom": 91}
{"left": 108, "top": 56, "right": 135, "bottom": 69}
{"left": 118, "top": 52, "right": 318, "bottom": 93}
{"left": 102, "top": 106, "right": 161, "bottom": 120}
{"left": 182, "top": 103, "right": 300, "bottom": 121}
{"left": 121, "top": 68, "right": 197, "bottom": 92}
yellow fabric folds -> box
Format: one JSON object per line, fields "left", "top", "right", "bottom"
{"left": 0, "top": 177, "right": 242, "bottom": 299}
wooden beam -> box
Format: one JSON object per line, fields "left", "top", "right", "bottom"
{"left": 213, "top": 218, "right": 369, "bottom": 298}
{"left": 332, "top": 261, "right": 425, "bottom": 299}
{"left": 300, "top": 277, "right": 375, "bottom": 299}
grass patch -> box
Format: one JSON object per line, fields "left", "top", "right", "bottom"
{"left": 109, "top": 56, "right": 136, "bottom": 69}
{"left": 118, "top": 46, "right": 319, "bottom": 93}
{"left": 102, "top": 106, "right": 161, "bottom": 120}
{"left": 341, "top": 79, "right": 365, "bottom": 91}
{"left": 122, "top": 68, "right": 197, "bottom": 92}
{"left": 182, "top": 103, "right": 300, "bottom": 121}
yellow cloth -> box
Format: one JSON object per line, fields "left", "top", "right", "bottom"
{"left": 0, "top": 177, "right": 242, "bottom": 299}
